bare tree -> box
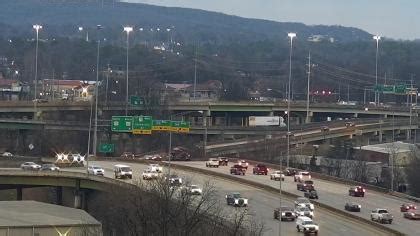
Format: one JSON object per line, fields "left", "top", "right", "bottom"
{"left": 89, "top": 174, "right": 265, "bottom": 236}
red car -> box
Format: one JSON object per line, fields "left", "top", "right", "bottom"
{"left": 230, "top": 164, "right": 246, "bottom": 175}
{"left": 401, "top": 203, "right": 417, "bottom": 212}
{"left": 252, "top": 164, "right": 269, "bottom": 175}
{"left": 349, "top": 186, "right": 365, "bottom": 197}
{"left": 403, "top": 210, "right": 420, "bottom": 220}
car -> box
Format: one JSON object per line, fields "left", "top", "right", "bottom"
{"left": 32, "top": 98, "right": 48, "bottom": 103}
{"left": 40, "top": 163, "right": 60, "bottom": 171}
{"left": 295, "top": 205, "right": 314, "bottom": 218}
{"left": 237, "top": 160, "right": 249, "bottom": 169}
{"left": 142, "top": 169, "right": 160, "bottom": 180}
{"left": 294, "top": 197, "right": 314, "bottom": 211}
{"left": 226, "top": 192, "right": 248, "bottom": 207}
{"left": 144, "top": 154, "right": 162, "bottom": 161}
{"left": 400, "top": 203, "right": 417, "bottom": 212}
{"left": 230, "top": 164, "right": 246, "bottom": 175}
{"left": 218, "top": 157, "right": 229, "bottom": 166}
{"left": 349, "top": 186, "right": 366, "bottom": 197}
{"left": 113, "top": 164, "right": 133, "bottom": 179}
{"left": 297, "top": 180, "right": 315, "bottom": 191}
{"left": 285, "top": 168, "right": 298, "bottom": 176}
{"left": 148, "top": 164, "right": 163, "bottom": 173}
{"left": 20, "top": 162, "right": 41, "bottom": 171}
{"left": 166, "top": 175, "right": 183, "bottom": 187}
{"left": 371, "top": 209, "right": 393, "bottom": 224}
{"left": 206, "top": 158, "right": 220, "bottom": 168}
{"left": 87, "top": 165, "right": 105, "bottom": 176}
{"left": 344, "top": 202, "right": 361, "bottom": 212}
{"left": 170, "top": 147, "right": 191, "bottom": 161}
{"left": 1, "top": 152, "right": 13, "bottom": 157}
{"left": 270, "top": 170, "right": 285, "bottom": 181}
{"left": 120, "top": 152, "right": 135, "bottom": 159}
{"left": 274, "top": 206, "right": 296, "bottom": 221}
{"left": 70, "top": 153, "right": 84, "bottom": 162}
{"left": 252, "top": 164, "right": 268, "bottom": 175}
{"left": 182, "top": 184, "right": 203, "bottom": 195}
{"left": 296, "top": 216, "right": 319, "bottom": 235}
{"left": 294, "top": 171, "right": 311, "bottom": 182}
{"left": 304, "top": 190, "right": 318, "bottom": 199}
{"left": 403, "top": 210, "right": 420, "bottom": 220}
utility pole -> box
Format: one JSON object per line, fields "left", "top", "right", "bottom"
{"left": 363, "top": 88, "right": 367, "bottom": 104}
{"left": 305, "top": 52, "right": 311, "bottom": 123}
{"left": 347, "top": 84, "right": 350, "bottom": 103}
{"left": 105, "top": 64, "right": 110, "bottom": 105}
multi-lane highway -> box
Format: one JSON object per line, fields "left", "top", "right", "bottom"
{"left": 167, "top": 161, "right": 419, "bottom": 236}
{"left": 75, "top": 160, "right": 392, "bottom": 236}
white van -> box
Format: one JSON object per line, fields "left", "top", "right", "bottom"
{"left": 114, "top": 164, "right": 133, "bottom": 179}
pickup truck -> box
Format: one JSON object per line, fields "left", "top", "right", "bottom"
{"left": 297, "top": 180, "right": 315, "bottom": 191}
{"left": 252, "top": 164, "right": 268, "bottom": 175}
{"left": 371, "top": 209, "right": 393, "bottom": 224}
{"left": 206, "top": 158, "right": 220, "bottom": 168}
{"left": 230, "top": 164, "right": 246, "bottom": 175}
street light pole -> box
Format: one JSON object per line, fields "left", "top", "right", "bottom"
{"left": 33, "top": 24, "right": 42, "bottom": 104}
{"left": 93, "top": 39, "right": 100, "bottom": 158}
{"left": 123, "top": 26, "right": 133, "bottom": 116}
{"left": 373, "top": 35, "right": 381, "bottom": 105}
{"left": 287, "top": 32, "right": 296, "bottom": 168}
{"left": 306, "top": 52, "right": 311, "bottom": 123}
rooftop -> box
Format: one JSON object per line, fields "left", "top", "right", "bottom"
{"left": 360, "top": 142, "right": 417, "bottom": 154}
{"left": 0, "top": 201, "right": 100, "bottom": 227}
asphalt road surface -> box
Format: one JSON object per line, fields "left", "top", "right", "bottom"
{"left": 69, "top": 160, "right": 393, "bottom": 236}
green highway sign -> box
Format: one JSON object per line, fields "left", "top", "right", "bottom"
{"left": 152, "top": 120, "right": 171, "bottom": 131}
{"left": 395, "top": 84, "right": 407, "bottom": 94}
{"left": 382, "top": 85, "right": 395, "bottom": 94}
{"left": 132, "top": 116, "right": 153, "bottom": 135}
{"left": 170, "top": 121, "right": 190, "bottom": 133}
{"left": 111, "top": 116, "right": 133, "bottom": 132}
{"left": 130, "top": 96, "right": 144, "bottom": 106}
{"left": 99, "top": 143, "right": 115, "bottom": 153}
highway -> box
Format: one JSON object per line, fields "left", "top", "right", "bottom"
{"left": 72, "top": 160, "right": 392, "bottom": 236}
{"left": 167, "top": 161, "right": 419, "bottom": 236}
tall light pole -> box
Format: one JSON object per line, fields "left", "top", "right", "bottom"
{"left": 373, "top": 35, "right": 381, "bottom": 105}
{"left": 93, "top": 25, "right": 102, "bottom": 158}
{"left": 306, "top": 52, "right": 311, "bottom": 123}
{"left": 33, "top": 24, "right": 42, "bottom": 102}
{"left": 123, "top": 26, "right": 133, "bottom": 116}
{"left": 287, "top": 32, "right": 296, "bottom": 168}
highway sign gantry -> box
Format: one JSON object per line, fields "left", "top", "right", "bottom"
{"left": 111, "top": 116, "right": 133, "bottom": 132}
{"left": 132, "top": 116, "right": 152, "bottom": 135}
{"left": 152, "top": 120, "right": 171, "bottom": 131}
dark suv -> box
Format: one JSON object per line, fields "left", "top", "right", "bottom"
{"left": 297, "top": 180, "right": 315, "bottom": 191}
{"left": 252, "top": 164, "right": 268, "bottom": 175}
{"left": 218, "top": 157, "right": 229, "bottom": 166}
{"left": 170, "top": 147, "right": 191, "bottom": 161}
{"left": 230, "top": 164, "right": 246, "bottom": 175}
{"left": 274, "top": 206, "right": 296, "bottom": 221}
{"left": 349, "top": 186, "right": 365, "bottom": 197}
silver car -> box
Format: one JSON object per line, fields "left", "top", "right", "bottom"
{"left": 21, "top": 162, "right": 41, "bottom": 171}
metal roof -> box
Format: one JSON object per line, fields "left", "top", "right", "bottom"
{"left": 0, "top": 201, "right": 100, "bottom": 227}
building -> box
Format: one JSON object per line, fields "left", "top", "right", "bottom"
{"left": 162, "top": 80, "right": 222, "bottom": 103}
{"left": 41, "top": 79, "right": 96, "bottom": 101}
{"left": 0, "top": 201, "right": 102, "bottom": 236}
{"left": 0, "top": 79, "right": 23, "bottom": 101}
{"left": 358, "top": 142, "right": 417, "bottom": 166}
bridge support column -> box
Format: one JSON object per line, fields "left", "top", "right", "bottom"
{"left": 406, "top": 129, "right": 411, "bottom": 141}
{"left": 268, "top": 111, "right": 274, "bottom": 116}
{"left": 74, "top": 179, "right": 81, "bottom": 209}
{"left": 16, "top": 187, "right": 22, "bottom": 201}
{"left": 379, "top": 130, "right": 383, "bottom": 143}
{"left": 353, "top": 113, "right": 358, "bottom": 118}
{"left": 56, "top": 186, "right": 63, "bottom": 205}
{"left": 305, "top": 111, "right": 313, "bottom": 123}
{"left": 383, "top": 114, "right": 388, "bottom": 119}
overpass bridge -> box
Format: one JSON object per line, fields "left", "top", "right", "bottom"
{"left": 0, "top": 101, "right": 415, "bottom": 125}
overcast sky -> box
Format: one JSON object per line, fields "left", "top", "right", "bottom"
{"left": 122, "top": 0, "right": 419, "bottom": 40}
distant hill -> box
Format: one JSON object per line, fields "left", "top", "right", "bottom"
{"left": 0, "top": 0, "right": 372, "bottom": 44}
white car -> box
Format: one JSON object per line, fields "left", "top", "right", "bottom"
{"left": 88, "top": 165, "right": 105, "bottom": 176}
{"left": 206, "top": 158, "right": 219, "bottom": 168}
{"left": 294, "top": 171, "right": 311, "bottom": 182}
{"left": 294, "top": 197, "right": 314, "bottom": 211}
{"left": 371, "top": 208, "right": 393, "bottom": 224}
{"left": 114, "top": 164, "right": 133, "bottom": 179}
{"left": 2, "top": 152, "right": 13, "bottom": 157}
{"left": 270, "top": 171, "right": 285, "bottom": 181}
{"left": 183, "top": 185, "right": 203, "bottom": 195}
{"left": 296, "top": 216, "right": 319, "bottom": 234}
{"left": 295, "top": 206, "right": 314, "bottom": 218}
{"left": 142, "top": 169, "right": 160, "bottom": 180}
{"left": 148, "top": 164, "right": 163, "bottom": 173}
{"left": 20, "top": 162, "right": 41, "bottom": 171}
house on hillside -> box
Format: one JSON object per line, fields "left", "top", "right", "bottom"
{"left": 41, "top": 79, "right": 96, "bottom": 101}
{"left": 161, "top": 80, "right": 222, "bottom": 103}
{"left": 0, "top": 79, "right": 24, "bottom": 101}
